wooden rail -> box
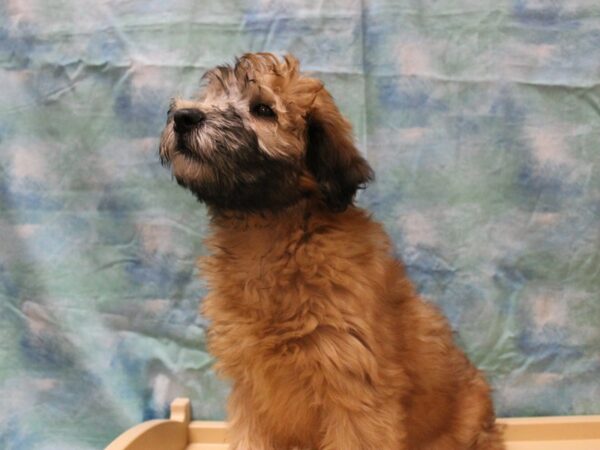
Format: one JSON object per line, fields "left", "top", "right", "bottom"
{"left": 106, "top": 398, "right": 600, "bottom": 450}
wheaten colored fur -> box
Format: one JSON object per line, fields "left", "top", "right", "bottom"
{"left": 159, "top": 53, "right": 505, "bottom": 450}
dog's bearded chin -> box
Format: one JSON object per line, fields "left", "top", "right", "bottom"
{"left": 175, "top": 142, "right": 201, "bottom": 161}
{"left": 161, "top": 117, "right": 305, "bottom": 212}
{"left": 175, "top": 131, "right": 212, "bottom": 163}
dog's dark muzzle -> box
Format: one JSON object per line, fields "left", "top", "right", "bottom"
{"left": 173, "top": 108, "right": 206, "bottom": 134}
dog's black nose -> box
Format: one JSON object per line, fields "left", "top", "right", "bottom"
{"left": 173, "top": 108, "right": 206, "bottom": 133}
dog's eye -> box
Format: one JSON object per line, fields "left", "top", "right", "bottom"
{"left": 252, "top": 103, "right": 276, "bottom": 118}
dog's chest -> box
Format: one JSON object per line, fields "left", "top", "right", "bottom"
{"left": 202, "top": 227, "right": 373, "bottom": 367}
{"left": 206, "top": 225, "right": 361, "bottom": 311}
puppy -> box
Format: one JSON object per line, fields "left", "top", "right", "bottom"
{"left": 159, "top": 53, "right": 505, "bottom": 450}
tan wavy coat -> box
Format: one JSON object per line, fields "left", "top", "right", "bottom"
{"left": 160, "top": 53, "right": 505, "bottom": 450}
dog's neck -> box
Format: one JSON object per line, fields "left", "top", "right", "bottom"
{"left": 207, "top": 198, "right": 319, "bottom": 231}
{"left": 205, "top": 198, "right": 350, "bottom": 259}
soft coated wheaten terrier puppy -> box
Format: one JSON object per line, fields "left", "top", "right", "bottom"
{"left": 159, "top": 53, "right": 504, "bottom": 450}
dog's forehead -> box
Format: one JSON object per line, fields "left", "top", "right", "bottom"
{"left": 234, "top": 53, "right": 292, "bottom": 82}
{"left": 199, "top": 53, "right": 323, "bottom": 115}
{"left": 201, "top": 60, "right": 281, "bottom": 97}
{"left": 200, "top": 66, "right": 239, "bottom": 96}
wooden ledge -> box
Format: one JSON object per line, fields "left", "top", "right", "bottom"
{"left": 106, "top": 398, "right": 600, "bottom": 450}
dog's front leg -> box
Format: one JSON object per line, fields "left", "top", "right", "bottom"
{"left": 319, "top": 400, "right": 406, "bottom": 450}
{"left": 229, "top": 436, "right": 273, "bottom": 450}
{"left": 227, "top": 387, "right": 274, "bottom": 450}
{"left": 304, "top": 325, "right": 407, "bottom": 449}
{"left": 228, "top": 415, "right": 274, "bottom": 450}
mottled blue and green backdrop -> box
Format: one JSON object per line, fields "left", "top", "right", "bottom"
{"left": 1, "top": 1, "right": 599, "bottom": 449}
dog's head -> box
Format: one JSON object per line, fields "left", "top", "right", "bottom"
{"left": 159, "top": 53, "right": 373, "bottom": 212}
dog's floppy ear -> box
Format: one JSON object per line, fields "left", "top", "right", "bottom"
{"left": 306, "top": 88, "right": 374, "bottom": 212}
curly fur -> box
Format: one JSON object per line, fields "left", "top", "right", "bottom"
{"left": 159, "top": 53, "right": 505, "bottom": 450}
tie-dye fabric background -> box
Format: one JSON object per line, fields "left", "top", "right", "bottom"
{"left": 2, "top": 0, "right": 600, "bottom": 448}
